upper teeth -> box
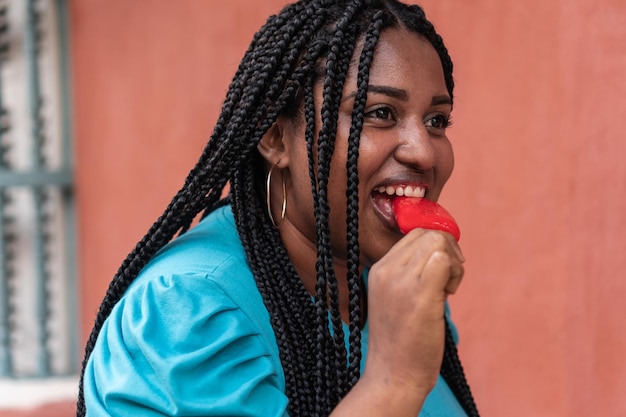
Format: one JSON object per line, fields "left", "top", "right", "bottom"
{"left": 376, "top": 185, "right": 426, "bottom": 198}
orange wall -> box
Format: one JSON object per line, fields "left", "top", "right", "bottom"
{"left": 70, "top": 1, "right": 626, "bottom": 416}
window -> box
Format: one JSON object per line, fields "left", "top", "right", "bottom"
{"left": 0, "top": 0, "right": 77, "bottom": 380}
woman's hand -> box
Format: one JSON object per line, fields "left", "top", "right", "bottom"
{"left": 332, "top": 228, "right": 464, "bottom": 417}
{"left": 366, "top": 228, "right": 464, "bottom": 392}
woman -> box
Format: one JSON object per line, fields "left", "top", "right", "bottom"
{"left": 78, "top": 0, "right": 479, "bottom": 416}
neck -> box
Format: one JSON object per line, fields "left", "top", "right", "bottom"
{"left": 278, "top": 222, "right": 355, "bottom": 324}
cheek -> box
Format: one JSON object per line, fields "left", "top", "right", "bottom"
{"left": 436, "top": 138, "right": 455, "bottom": 182}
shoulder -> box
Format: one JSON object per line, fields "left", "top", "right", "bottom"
{"left": 141, "top": 204, "right": 247, "bottom": 278}
{"left": 132, "top": 205, "right": 270, "bottom": 330}
{"left": 84, "top": 206, "right": 288, "bottom": 416}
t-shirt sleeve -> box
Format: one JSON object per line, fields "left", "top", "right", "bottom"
{"left": 83, "top": 273, "right": 289, "bottom": 417}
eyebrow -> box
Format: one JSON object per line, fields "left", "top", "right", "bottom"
{"left": 343, "top": 85, "right": 408, "bottom": 102}
{"left": 431, "top": 95, "right": 453, "bottom": 106}
{"left": 343, "top": 85, "right": 452, "bottom": 107}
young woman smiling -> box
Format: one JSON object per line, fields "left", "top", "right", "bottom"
{"left": 78, "top": 1, "right": 479, "bottom": 416}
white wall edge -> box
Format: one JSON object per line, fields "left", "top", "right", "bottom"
{"left": 0, "top": 376, "right": 78, "bottom": 409}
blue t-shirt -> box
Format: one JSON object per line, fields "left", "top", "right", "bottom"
{"left": 84, "top": 205, "right": 467, "bottom": 416}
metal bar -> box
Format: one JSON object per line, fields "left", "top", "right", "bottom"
{"left": 0, "top": 192, "right": 12, "bottom": 377}
{"left": 0, "top": 0, "right": 13, "bottom": 378}
{"left": 0, "top": 170, "right": 72, "bottom": 187}
{"left": 25, "top": 0, "right": 52, "bottom": 377}
{"left": 55, "top": 0, "right": 79, "bottom": 374}
{"left": 55, "top": 0, "right": 73, "bottom": 172}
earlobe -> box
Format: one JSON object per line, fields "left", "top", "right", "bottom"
{"left": 257, "top": 119, "right": 290, "bottom": 168}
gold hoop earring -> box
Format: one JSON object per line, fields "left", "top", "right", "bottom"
{"left": 266, "top": 162, "right": 286, "bottom": 228}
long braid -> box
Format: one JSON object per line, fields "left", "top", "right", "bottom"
{"left": 441, "top": 318, "right": 480, "bottom": 417}
{"left": 233, "top": 167, "right": 317, "bottom": 414}
{"left": 77, "top": 1, "right": 479, "bottom": 416}
{"left": 312, "top": 3, "right": 364, "bottom": 410}
{"left": 344, "top": 9, "right": 388, "bottom": 388}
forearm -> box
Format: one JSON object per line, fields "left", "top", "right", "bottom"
{"left": 330, "top": 370, "right": 431, "bottom": 417}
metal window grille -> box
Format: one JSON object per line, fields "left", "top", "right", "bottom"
{"left": 0, "top": 0, "right": 77, "bottom": 378}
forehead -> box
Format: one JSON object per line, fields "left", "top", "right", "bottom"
{"left": 347, "top": 28, "right": 448, "bottom": 98}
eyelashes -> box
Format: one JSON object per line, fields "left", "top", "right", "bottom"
{"left": 364, "top": 105, "right": 396, "bottom": 121}
{"left": 425, "top": 114, "right": 453, "bottom": 130}
{"left": 363, "top": 105, "right": 397, "bottom": 128}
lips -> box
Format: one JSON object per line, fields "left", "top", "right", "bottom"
{"left": 369, "top": 184, "right": 460, "bottom": 241}
{"left": 370, "top": 184, "right": 427, "bottom": 227}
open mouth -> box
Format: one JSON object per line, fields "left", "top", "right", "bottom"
{"left": 370, "top": 184, "right": 427, "bottom": 227}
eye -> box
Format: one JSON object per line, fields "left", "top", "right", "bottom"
{"left": 424, "top": 114, "right": 452, "bottom": 131}
{"left": 364, "top": 105, "right": 396, "bottom": 126}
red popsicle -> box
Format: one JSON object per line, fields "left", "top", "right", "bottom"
{"left": 393, "top": 196, "right": 461, "bottom": 241}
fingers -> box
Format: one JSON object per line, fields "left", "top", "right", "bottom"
{"left": 390, "top": 227, "right": 464, "bottom": 266}
{"left": 418, "top": 249, "right": 464, "bottom": 300}
{"left": 402, "top": 230, "right": 465, "bottom": 287}
{"left": 371, "top": 228, "right": 465, "bottom": 302}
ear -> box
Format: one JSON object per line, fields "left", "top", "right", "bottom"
{"left": 257, "top": 117, "right": 291, "bottom": 169}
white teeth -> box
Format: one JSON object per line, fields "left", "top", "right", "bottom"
{"left": 409, "top": 187, "right": 426, "bottom": 198}
{"left": 375, "top": 185, "right": 425, "bottom": 197}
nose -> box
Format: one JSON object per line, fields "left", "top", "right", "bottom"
{"left": 393, "top": 121, "right": 436, "bottom": 171}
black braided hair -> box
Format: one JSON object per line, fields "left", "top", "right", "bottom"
{"left": 76, "top": 1, "right": 478, "bottom": 416}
